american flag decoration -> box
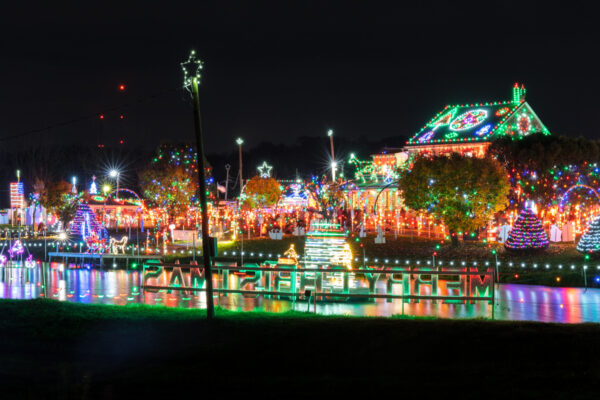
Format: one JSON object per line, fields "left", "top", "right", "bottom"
{"left": 10, "top": 182, "right": 25, "bottom": 209}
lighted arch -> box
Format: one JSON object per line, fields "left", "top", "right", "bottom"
{"left": 559, "top": 184, "right": 600, "bottom": 208}
{"left": 104, "top": 188, "right": 144, "bottom": 207}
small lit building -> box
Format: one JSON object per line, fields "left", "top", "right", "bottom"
{"left": 87, "top": 190, "right": 154, "bottom": 229}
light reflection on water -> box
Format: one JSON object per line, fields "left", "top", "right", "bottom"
{"left": 1, "top": 262, "right": 600, "bottom": 324}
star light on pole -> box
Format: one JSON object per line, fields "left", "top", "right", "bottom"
{"left": 181, "top": 50, "right": 215, "bottom": 320}
{"left": 257, "top": 161, "right": 273, "bottom": 178}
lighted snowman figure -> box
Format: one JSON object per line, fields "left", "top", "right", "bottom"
{"left": 169, "top": 223, "right": 176, "bottom": 243}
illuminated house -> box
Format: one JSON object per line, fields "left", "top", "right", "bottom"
{"left": 345, "top": 152, "right": 406, "bottom": 215}
{"left": 405, "top": 83, "right": 550, "bottom": 157}
{"left": 345, "top": 84, "right": 551, "bottom": 231}
{"left": 87, "top": 190, "right": 154, "bottom": 229}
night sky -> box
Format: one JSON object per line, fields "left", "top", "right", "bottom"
{"left": 1, "top": 1, "right": 598, "bottom": 154}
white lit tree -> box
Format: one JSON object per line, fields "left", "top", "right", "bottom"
{"left": 577, "top": 216, "right": 600, "bottom": 254}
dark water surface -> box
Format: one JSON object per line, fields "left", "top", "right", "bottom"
{"left": 1, "top": 262, "right": 599, "bottom": 323}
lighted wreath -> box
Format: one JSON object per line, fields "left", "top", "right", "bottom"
{"left": 495, "top": 106, "right": 510, "bottom": 116}
{"left": 517, "top": 113, "right": 532, "bottom": 135}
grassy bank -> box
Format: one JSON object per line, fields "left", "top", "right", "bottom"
{"left": 0, "top": 299, "right": 599, "bottom": 398}
{"left": 215, "top": 234, "right": 589, "bottom": 265}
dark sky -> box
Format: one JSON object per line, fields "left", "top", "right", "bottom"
{"left": 1, "top": 1, "right": 598, "bottom": 153}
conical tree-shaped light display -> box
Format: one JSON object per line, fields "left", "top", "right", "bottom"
{"left": 505, "top": 207, "right": 549, "bottom": 251}
{"left": 577, "top": 216, "right": 600, "bottom": 254}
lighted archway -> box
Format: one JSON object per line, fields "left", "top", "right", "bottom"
{"left": 104, "top": 188, "right": 144, "bottom": 207}
{"left": 559, "top": 184, "right": 600, "bottom": 209}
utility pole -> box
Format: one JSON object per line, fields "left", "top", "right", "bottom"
{"left": 182, "top": 50, "right": 215, "bottom": 320}
{"left": 327, "top": 129, "right": 336, "bottom": 182}
{"left": 224, "top": 164, "right": 230, "bottom": 201}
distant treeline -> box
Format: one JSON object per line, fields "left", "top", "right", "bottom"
{"left": 0, "top": 134, "right": 407, "bottom": 207}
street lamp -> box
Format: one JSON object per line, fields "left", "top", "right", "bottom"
{"left": 236, "top": 138, "right": 244, "bottom": 199}
{"left": 181, "top": 49, "right": 215, "bottom": 320}
{"left": 109, "top": 169, "right": 120, "bottom": 200}
{"left": 327, "top": 129, "right": 335, "bottom": 181}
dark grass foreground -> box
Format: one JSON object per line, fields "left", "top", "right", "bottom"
{"left": 1, "top": 300, "right": 599, "bottom": 399}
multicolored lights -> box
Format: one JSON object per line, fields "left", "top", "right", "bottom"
{"left": 577, "top": 216, "right": 600, "bottom": 254}
{"left": 304, "top": 221, "right": 352, "bottom": 270}
{"left": 449, "top": 109, "right": 488, "bottom": 131}
{"left": 407, "top": 84, "right": 550, "bottom": 146}
{"left": 505, "top": 207, "right": 549, "bottom": 251}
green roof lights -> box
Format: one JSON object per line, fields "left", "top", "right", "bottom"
{"left": 512, "top": 82, "right": 526, "bottom": 104}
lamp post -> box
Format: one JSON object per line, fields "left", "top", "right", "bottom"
{"left": 236, "top": 137, "right": 244, "bottom": 265}
{"left": 327, "top": 129, "right": 335, "bottom": 182}
{"left": 182, "top": 50, "right": 215, "bottom": 320}
{"left": 109, "top": 170, "right": 120, "bottom": 200}
{"left": 236, "top": 137, "right": 244, "bottom": 198}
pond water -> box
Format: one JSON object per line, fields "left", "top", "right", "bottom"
{"left": 1, "top": 262, "right": 600, "bottom": 323}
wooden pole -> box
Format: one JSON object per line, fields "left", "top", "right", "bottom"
{"left": 191, "top": 76, "right": 215, "bottom": 320}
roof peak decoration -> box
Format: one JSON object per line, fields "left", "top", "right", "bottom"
{"left": 407, "top": 84, "right": 549, "bottom": 146}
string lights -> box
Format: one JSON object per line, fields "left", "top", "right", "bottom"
{"left": 505, "top": 207, "right": 549, "bottom": 251}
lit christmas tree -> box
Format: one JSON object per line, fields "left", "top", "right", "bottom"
{"left": 505, "top": 207, "right": 549, "bottom": 251}
{"left": 89, "top": 175, "right": 98, "bottom": 194}
{"left": 577, "top": 216, "right": 600, "bottom": 254}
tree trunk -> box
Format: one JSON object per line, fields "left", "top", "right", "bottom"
{"left": 450, "top": 230, "right": 460, "bottom": 247}
{"left": 32, "top": 206, "right": 37, "bottom": 236}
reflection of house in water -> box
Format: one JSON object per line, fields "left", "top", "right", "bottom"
{"left": 87, "top": 189, "right": 155, "bottom": 229}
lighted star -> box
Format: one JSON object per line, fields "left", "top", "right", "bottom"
{"left": 257, "top": 161, "right": 273, "bottom": 178}
{"left": 181, "top": 50, "right": 203, "bottom": 87}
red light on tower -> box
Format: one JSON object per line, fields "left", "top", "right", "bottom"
{"left": 119, "top": 84, "right": 126, "bottom": 91}
{"left": 119, "top": 114, "right": 124, "bottom": 119}
{"left": 99, "top": 114, "right": 105, "bottom": 120}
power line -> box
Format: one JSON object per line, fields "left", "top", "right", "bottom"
{"left": 0, "top": 86, "right": 185, "bottom": 143}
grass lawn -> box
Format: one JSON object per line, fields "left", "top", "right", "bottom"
{"left": 0, "top": 299, "right": 599, "bottom": 398}
{"left": 215, "top": 234, "right": 588, "bottom": 265}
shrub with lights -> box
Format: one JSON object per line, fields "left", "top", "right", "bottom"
{"left": 577, "top": 216, "right": 600, "bottom": 255}
{"left": 505, "top": 207, "right": 549, "bottom": 251}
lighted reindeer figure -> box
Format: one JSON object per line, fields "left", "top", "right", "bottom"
{"left": 109, "top": 236, "right": 128, "bottom": 254}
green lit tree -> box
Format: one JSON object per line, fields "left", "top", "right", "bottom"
{"left": 29, "top": 178, "right": 48, "bottom": 233}
{"left": 56, "top": 192, "right": 82, "bottom": 229}
{"left": 139, "top": 143, "right": 213, "bottom": 222}
{"left": 306, "top": 178, "right": 347, "bottom": 219}
{"left": 398, "top": 154, "right": 510, "bottom": 246}
{"left": 42, "top": 180, "right": 81, "bottom": 229}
